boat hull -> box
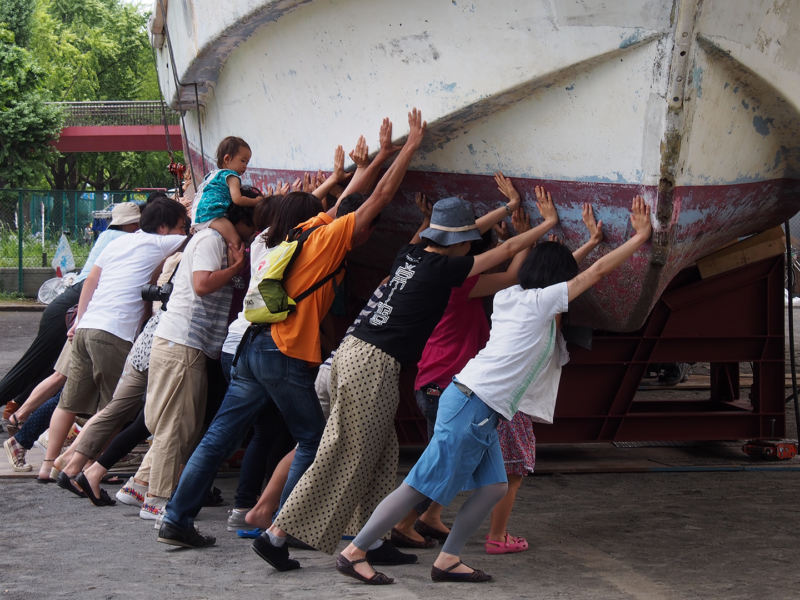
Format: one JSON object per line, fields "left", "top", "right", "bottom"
{"left": 154, "top": 0, "right": 800, "bottom": 330}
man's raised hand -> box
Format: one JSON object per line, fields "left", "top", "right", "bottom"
{"left": 406, "top": 108, "right": 426, "bottom": 151}
{"left": 349, "top": 135, "right": 369, "bottom": 168}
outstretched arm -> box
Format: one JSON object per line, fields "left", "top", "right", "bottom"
{"left": 352, "top": 109, "right": 427, "bottom": 234}
{"left": 469, "top": 208, "right": 532, "bottom": 298}
{"left": 572, "top": 203, "right": 604, "bottom": 264}
{"left": 467, "top": 185, "right": 559, "bottom": 278}
{"left": 68, "top": 265, "right": 101, "bottom": 340}
{"left": 228, "top": 175, "right": 262, "bottom": 207}
{"left": 339, "top": 118, "right": 405, "bottom": 202}
{"left": 567, "top": 196, "right": 651, "bottom": 302}
{"left": 314, "top": 145, "right": 351, "bottom": 204}
{"left": 474, "top": 172, "right": 522, "bottom": 234}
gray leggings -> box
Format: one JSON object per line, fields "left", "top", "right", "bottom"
{"left": 352, "top": 482, "right": 507, "bottom": 556}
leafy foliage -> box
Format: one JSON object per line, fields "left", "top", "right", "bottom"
{"left": 0, "top": 0, "right": 35, "bottom": 47}
{"left": 29, "top": 0, "right": 180, "bottom": 190}
{"left": 0, "top": 27, "right": 63, "bottom": 187}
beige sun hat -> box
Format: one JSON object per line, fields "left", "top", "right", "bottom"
{"left": 109, "top": 202, "right": 141, "bottom": 226}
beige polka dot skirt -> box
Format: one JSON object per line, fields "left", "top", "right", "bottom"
{"left": 273, "top": 336, "right": 401, "bottom": 554}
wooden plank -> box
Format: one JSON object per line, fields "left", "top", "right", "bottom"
{"left": 696, "top": 226, "right": 785, "bottom": 279}
{"left": 639, "top": 373, "right": 796, "bottom": 390}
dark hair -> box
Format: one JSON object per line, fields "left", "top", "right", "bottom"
{"left": 139, "top": 197, "right": 187, "bottom": 234}
{"left": 265, "top": 192, "right": 323, "bottom": 248}
{"left": 254, "top": 195, "right": 280, "bottom": 232}
{"left": 518, "top": 241, "right": 579, "bottom": 290}
{"left": 107, "top": 224, "right": 122, "bottom": 231}
{"left": 216, "top": 136, "right": 251, "bottom": 168}
{"left": 146, "top": 191, "right": 169, "bottom": 203}
{"left": 424, "top": 238, "right": 447, "bottom": 249}
{"left": 337, "top": 192, "right": 381, "bottom": 228}
{"left": 226, "top": 203, "right": 255, "bottom": 227}
{"left": 468, "top": 229, "right": 494, "bottom": 256}
{"left": 240, "top": 185, "right": 262, "bottom": 199}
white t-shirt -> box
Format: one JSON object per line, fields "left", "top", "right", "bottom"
{"left": 456, "top": 282, "right": 570, "bottom": 423}
{"left": 222, "top": 233, "right": 272, "bottom": 356}
{"left": 77, "top": 231, "right": 185, "bottom": 343}
{"left": 155, "top": 229, "right": 233, "bottom": 358}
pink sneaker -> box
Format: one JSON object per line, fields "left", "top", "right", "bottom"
{"left": 484, "top": 533, "right": 529, "bottom": 554}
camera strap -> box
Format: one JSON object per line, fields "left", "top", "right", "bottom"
{"left": 159, "top": 254, "right": 182, "bottom": 312}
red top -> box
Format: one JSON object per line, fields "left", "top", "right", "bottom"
{"left": 414, "top": 275, "right": 491, "bottom": 390}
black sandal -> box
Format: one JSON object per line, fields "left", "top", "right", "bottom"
{"left": 75, "top": 473, "right": 116, "bottom": 506}
{"left": 56, "top": 471, "right": 87, "bottom": 498}
{"left": 6, "top": 414, "right": 24, "bottom": 436}
{"left": 335, "top": 554, "right": 394, "bottom": 585}
{"left": 431, "top": 560, "right": 493, "bottom": 583}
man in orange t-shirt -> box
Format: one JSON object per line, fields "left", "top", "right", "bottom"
{"left": 156, "top": 109, "right": 427, "bottom": 553}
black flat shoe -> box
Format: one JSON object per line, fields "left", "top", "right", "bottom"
{"left": 391, "top": 527, "right": 438, "bottom": 549}
{"left": 56, "top": 471, "right": 86, "bottom": 498}
{"left": 335, "top": 554, "right": 393, "bottom": 585}
{"left": 252, "top": 533, "right": 300, "bottom": 571}
{"left": 431, "top": 561, "right": 493, "bottom": 583}
{"left": 75, "top": 473, "right": 116, "bottom": 506}
{"left": 366, "top": 540, "right": 417, "bottom": 566}
{"left": 414, "top": 518, "right": 450, "bottom": 542}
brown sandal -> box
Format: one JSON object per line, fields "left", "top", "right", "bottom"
{"left": 431, "top": 560, "right": 493, "bottom": 583}
{"left": 335, "top": 554, "right": 394, "bottom": 585}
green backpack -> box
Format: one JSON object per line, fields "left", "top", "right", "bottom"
{"left": 243, "top": 225, "right": 345, "bottom": 324}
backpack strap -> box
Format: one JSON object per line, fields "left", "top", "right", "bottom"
{"left": 284, "top": 224, "right": 346, "bottom": 306}
{"left": 293, "top": 259, "right": 346, "bottom": 303}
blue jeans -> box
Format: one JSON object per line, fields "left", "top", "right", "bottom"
{"left": 164, "top": 332, "right": 325, "bottom": 532}
{"left": 221, "top": 351, "right": 297, "bottom": 510}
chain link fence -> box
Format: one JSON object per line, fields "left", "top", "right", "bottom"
{"left": 0, "top": 189, "right": 152, "bottom": 295}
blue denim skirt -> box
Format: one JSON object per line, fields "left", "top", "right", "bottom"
{"left": 405, "top": 381, "right": 507, "bottom": 506}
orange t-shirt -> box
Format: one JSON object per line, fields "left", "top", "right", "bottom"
{"left": 271, "top": 212, "right": 355, "bottom": 364}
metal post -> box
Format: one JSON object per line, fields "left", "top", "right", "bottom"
{"left": 17, "top": 190, "right": 23, "bottom": 293}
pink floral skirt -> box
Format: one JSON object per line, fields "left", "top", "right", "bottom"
{"left": 497, "top": 411, "right": 536, "bottom": 476}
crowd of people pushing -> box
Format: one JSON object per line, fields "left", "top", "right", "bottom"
{"left": 1, "top": 108, "right": 652, "bottom": 585}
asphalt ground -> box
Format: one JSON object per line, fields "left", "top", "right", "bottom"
{"left": 1, "top": 310, "right": 800, "bottom": 599}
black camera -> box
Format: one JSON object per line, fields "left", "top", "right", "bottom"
{"left": 141, "top": 282, "right": 174, "bottom": 307}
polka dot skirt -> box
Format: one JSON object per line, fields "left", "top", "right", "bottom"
{"left": 274, "top": 336, "right": 401, "bottom": 554}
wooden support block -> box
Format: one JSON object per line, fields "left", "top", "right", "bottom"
{"left": 696, "top": 226, "right": 785, "bottom": 279}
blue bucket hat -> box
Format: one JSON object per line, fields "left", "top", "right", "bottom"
{"left": 419, "top": 197, "right": 482, "bottom": 246}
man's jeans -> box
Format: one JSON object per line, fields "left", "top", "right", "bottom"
{"left": 164, "top": 331, "right": 325, "bottom": 532}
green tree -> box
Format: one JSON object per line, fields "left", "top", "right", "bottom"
{"left": 0, "top": 27, "right": 63, "bottom": 187}
{"left": 29, "top": 0, "right": 182, "bottom": 191}
{"left": 0, "top": 0, "right": 35, "bottom": 47}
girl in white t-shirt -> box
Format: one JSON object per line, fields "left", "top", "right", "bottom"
{"left": 339, "top": 194, "right": 652, "bottom": 585}
{"left": 486, "top": 203, "right": 604, "bottom": 555}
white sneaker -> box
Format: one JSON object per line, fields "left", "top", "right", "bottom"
{"left": 140, "top": 495, "right": 168, "bottom": 520}
{"left": 116, "top": 476, "right": 147, "bottom": 507}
